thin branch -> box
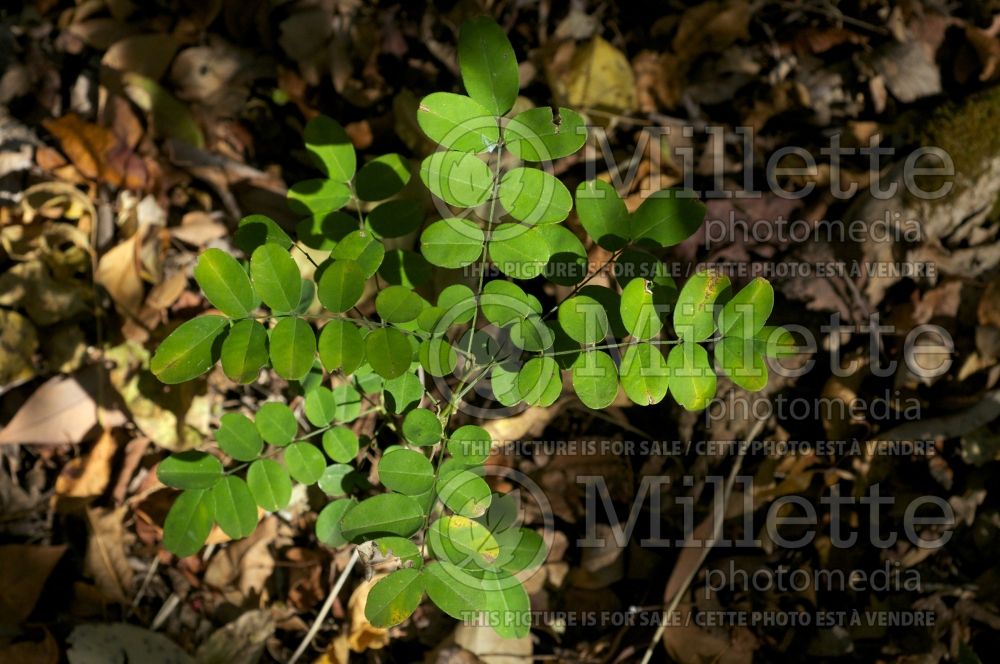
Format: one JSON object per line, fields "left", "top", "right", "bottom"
{"left": 638, "top": 414, "right": 769, "bottom": 664}
{"left": 288, "top": 548, "right": 361, "bottom": 664}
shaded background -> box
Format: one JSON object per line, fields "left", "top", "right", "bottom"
{"left": 2, "top": 0, "right": 1000, "bottom": 662}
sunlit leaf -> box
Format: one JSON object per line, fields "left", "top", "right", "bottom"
{"left": 268, "top": 317, "right": 315, "bottom": 381}
{"left": 488, "top": 224, "right": 550, "bottom": 279}
{"left": 458, "top": 17, "right": 518, "bottom": 116}
{"left": 151, "top": 315, "right": 228, "bottom": 384}
{"left": 419, "top": 151, "right": 493, "bottom": 208}
{"left": 498, "top": 167, "right": 572, "bottom": 225}
{"left": 619, "top": 342, "right": 668, "bottom": 405}
{"left": 570, "top": 350, "right": 618, "bottom": 409}
{"left": 417, "top": 92, "right": 499, "bottom": 152}
{"left": 322, "top": 427, "right": 360, "bottom": 464}
{"left": 250, "top": 244, "right": 301, "bottom": 313}
{"left": 365, "top": 327, "right": 413, "bottom": 379}
{"left": 157, "top": 451, "right": 223, "bottom": 490}
{"left": 673, "top": 269, "right": 731, "bottom": 343}
{"left": 402, "top": 408, "right": 442, "bottom": 446}
{"left": 379, "top": 447, "right": 435, "bottom": 495}
{"left": 666, "top": 342, "right": 716, "bottom": 411}
{"left": 340, "top": 493, "right": 425, "bottom": 540}
{"left": 575, "top": 179, "right": 629, "bottom": 251}
{"left": 216, "top": 412, "right": 263, "bottom": 462}
{"left": 365, "top": 568, "right": 424, "bottom": 628}
{"left": 220, "top": 319, "right": 268, "bottom": 383}
{"left": 304, "top": 114, "right": 356, "bottom": 181}
{"left": 284, "top": 441, "right": 327, "bottom": 485}
{"left": 421, "top": 218, "right": 484, "bottom": 269}
{"left": 193, "top": 248, "right": 257, "bottom": 318}
{"left": 210, "top": 476, "right": 258, "bottom": 539}
{"left": 162, "top": 488, "right": 214, "bottom": 558}
{"left": 246, "top": 459, "right": 293, "bottom": 512}
{"left": 505, "top": 107, "right": 587, "bottom": 161}
{"left": 255, "top": 402, "right": 297, "bottom": 446}
{"left": 317, "top": 260, "right": 366, "bottom": 313}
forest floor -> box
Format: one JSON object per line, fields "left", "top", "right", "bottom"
{"left": 2, "top": 1, "right": 1000, "bottom": 662}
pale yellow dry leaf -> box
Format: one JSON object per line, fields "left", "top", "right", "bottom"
{"left": 0, "top": 367, "right": 124, "bottom": 445}
{"left": 346, "top": 575, "right": 390, "bottom": 652}
{"left": 554, "top": 36, "right": 636, "bottom": 114}
{"left": 105, "top": 341, "right": 214, "bottom": 451}
{"left": 96, "top": 233, "right": 144, "bottom": 315}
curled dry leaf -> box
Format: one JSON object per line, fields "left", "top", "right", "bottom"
{"left": 55, "top": 429, "right": 119, "bottom": 504}
{"left": 96, "top": 232, "right": 145, "bottom": 316}
{"left": 42, "top": 113, "right": 148, "bottom": 189}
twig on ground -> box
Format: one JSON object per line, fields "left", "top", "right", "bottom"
{"left": 288, "top": 548, "right": 361, "bottom": 664}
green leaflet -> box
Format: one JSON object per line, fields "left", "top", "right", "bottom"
{"left": 193, "top": 248, "right": 257, "bottom": 318}
{"left": 151, "top": 315, "right": 228, "bottom": 384}
{"left": 458, "top": 17, "right": 518, "bottom": 115}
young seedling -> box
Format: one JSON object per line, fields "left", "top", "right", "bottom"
{"left": 150, "top": 16, "right": 789, "bottom": 636}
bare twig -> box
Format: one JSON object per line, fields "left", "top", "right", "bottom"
{"left": 638, "top": 414, "right": 769, "bottom": 664}
{"left": 288, "top": 548, "right": 360, "bottom": 664}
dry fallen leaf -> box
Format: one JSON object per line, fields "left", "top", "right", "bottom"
{"left": 42, "top": 113, "right": 148, "bottom": 189}
{"left": 0, "top": 258, "right": 92, "bottom": 326}
{"left": 195, "top": 609, "right": 274, "bottom": 664}
{"left": 345, "top": 575, "right": 390, "bottom": 653}
{"left": 95, "top": 232, "right": 145, "bottom": 316}
{"left": 551, "top": 36, "right": 636, "bottom": 114}
{"left": 84, "top": 505, "right": 135, "bottom": 604}
{"left": 0, "top": 628, "right": 60, "bottom": 663}
{"left": 101, "top": 33, "right": 179, "bottom": 80}
{"left": 0, "top": 544, "right": 67, "bottom": 624}
{"left": 55, "top": 429, "right": 119, "bottom": 505}
{"left": 0, "top": 367, "right": 124, "bottom": 445}
{"left": 0, "top": 308, "right": 38, "bottom": 388}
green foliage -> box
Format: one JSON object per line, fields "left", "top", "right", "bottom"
{"left": 151, "top": 16, "right": 785, "bottom": 639}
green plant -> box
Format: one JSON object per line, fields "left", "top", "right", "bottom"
{"left": 150, "top": 17, "right": 789, "bottom": 636}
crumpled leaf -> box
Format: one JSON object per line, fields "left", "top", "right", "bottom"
{"left": 95, "top": 233, "right": 144, "bottom": 316}
{"left": 0, "top": 309, "right": 38, "bottom": 388}
{"left": 195, "top": 609, "right": 274, "bottom": 664}
{"left": 0, "top": 259, "right": 92, "bottom": 326}
{"left": 42, "top": 113, "right": 148, "bottom": 189}
{"left": 55, "top": 430, "right": 119, "bottom": 504}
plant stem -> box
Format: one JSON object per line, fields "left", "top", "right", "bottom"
{"left": 543, "top": 248, "right": 624, "bottom": 320}
{"left": 465, "top": 131, "right": 505, "bottom": 358}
